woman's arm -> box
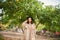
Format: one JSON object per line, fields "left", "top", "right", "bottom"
{"left": 21, "top": 20, "right": 27, "bottom": 33}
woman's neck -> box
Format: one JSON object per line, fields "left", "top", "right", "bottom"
{"left": 29, "top": 23, "right": 31, "bottom": 24}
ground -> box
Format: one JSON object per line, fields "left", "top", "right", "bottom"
{"left": 0, "top": 31, "right": 60, "bottom": 40}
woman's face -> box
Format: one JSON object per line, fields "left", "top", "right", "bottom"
{"left": 28, "top": 18, "right": 32, "bottom": 23}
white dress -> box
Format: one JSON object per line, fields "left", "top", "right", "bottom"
{"left": 22, "top": 22, "right": 36, "bottom": 40}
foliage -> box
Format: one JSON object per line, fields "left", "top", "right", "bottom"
{"left": 0, "top": 0, "right": 60, "bottom": 32}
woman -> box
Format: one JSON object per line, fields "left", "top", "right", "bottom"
{"left": 22, "top": 17, "right": 36, "bottom": 40}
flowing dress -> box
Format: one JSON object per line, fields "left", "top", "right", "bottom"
{"left": 22, "top": 21, "right": 36, "bottom": 40}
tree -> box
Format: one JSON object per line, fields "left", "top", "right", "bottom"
{"left": 0, "top": 0, "right": 43, "bottom": 28}
{"left": 0, "top": 0, "right": 60, "bottom": 32}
